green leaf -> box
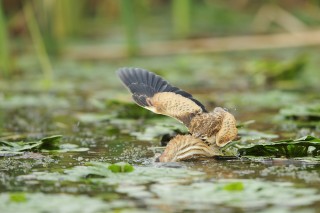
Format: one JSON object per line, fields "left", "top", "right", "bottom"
{"left": 0, "top": 135, "right": 62, "bottom": 154}
{"left": 1, "top": 193, "right": 110, "bottom": 213}
{"left": 38, "top": 135, "right": 62, "bottom": 150}
{"left": 280, "top": 103, "right": 320, "bottom": 121}
{"left": 149, "top": 179, "right": 320, "bottom": 210}
{"left": 19, "top": 161, "right": 203, "bottom": 185}
{"left": 108, "top": 162, "right": 134, "bottom": 173}
{"left": 222, "top": 182, "right": 244, "bottom": 191}
{"left": 123, "top": 163, "right": 134, "bottom": 173}
{"left": 108, "top": 164, "right": 121, "bottom": 173}
{"left": 10, "top": 193, "right": 27, "bottom": 203}
{"left": 238, "top": 135, "right": 320, "bottom": 158}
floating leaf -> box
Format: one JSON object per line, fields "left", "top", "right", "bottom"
{"left": 0, "top": 135, "right": 89, "bottom": 155}
{"left": 18, "top": 161, "right": 204, "bottom": 185}
{"left": 222, "top": 182, "right": 244, "bottom": 191}
{"left": 0, "top": 193, "right": 110, "bottom": 213}
{"left": 148, "top": 179, "right": 320, "bottom": 211}
{"left": 38, "top": 135, "right": 62, "bottom": 150}
{"left": 238, "top": 129, "right": 279, "bottom": 142}
{"left": 108, "top": 162, "right": 134, "bottom": 173}
{"left": 0, "top": 135, "right": 62, "bottom": 153}
{"left": 10, "top": 193, "right": 27, "bottom": 203}
{"left": 238, "top": 135, "right": 320, "bottom": 158}
{"left": 280, "top": 103, "right": 320, "bottom": 121}
{"left": 42, "top": 143, "right": 89, "bottom": 153}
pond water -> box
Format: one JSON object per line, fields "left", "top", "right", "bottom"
{"left": 1, "top": 51, "right": 320, "bottom": 213}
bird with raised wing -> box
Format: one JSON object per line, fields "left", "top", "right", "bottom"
{"left": 117, "top": 67, "right": 237, "bottom": 162}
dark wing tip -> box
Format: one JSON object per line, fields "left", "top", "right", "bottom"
{"left": 117, "top": 67, "right": 156, "bottom": 98}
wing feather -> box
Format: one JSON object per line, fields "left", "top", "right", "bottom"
{"left": 117, "top": 67, "right": 207, "bottom": 126}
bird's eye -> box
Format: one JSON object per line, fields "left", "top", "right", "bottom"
{"left": 200, "top": 135, "right": 207, "bottom": 140}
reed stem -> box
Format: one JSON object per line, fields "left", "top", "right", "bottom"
{"left": 172, "top": 0, "right": 191, "bottom": 38}
{"left": 23, "top": 2, "right": 53, "bottom": 84}
{"left": 120, "top": 0, "right": 139, "bottom": 56}
{"left": 0, "top": 0, "right": 10, "bottom": 76}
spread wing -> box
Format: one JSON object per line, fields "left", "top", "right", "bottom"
{"left": 117, "top": 67, "right": 207, "bottom": 126}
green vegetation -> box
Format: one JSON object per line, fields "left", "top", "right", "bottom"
{"left": 23, "top": 2, "right": 53, "bottom": 86}
{"left": 1, "top": 1, "right": 320, "bottom": 212}
{"left": 108, "top": 162, "right": 134, "bottom": 173}
{"left": 0, "top": 135, "right": 62, "bottom": 155}
{"left": 238, "top": 135, "right": 320, "bottom": 158}
{"left": 0, "top": 0, "right": 10, "bottom": 76}
{"left": 9, "top": 193, "right": 27, "bottom": 203}
{"left": 222, "top": 182, "right": 244, "bottom": 191}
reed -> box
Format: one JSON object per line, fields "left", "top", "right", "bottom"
{"left": 0, "top": 0, "right": 10, "bottom": 77}
{"left": 172, "top": 0, "right": 191, "bottom": 38}
{"left": 119, "top": 0, "right": 139, "bottom": 56}
{"left": 23, "top": 2, "right": 53, "bottom": 84}
{"left": 53, "top": 0, "right": 85, "bottom": 39}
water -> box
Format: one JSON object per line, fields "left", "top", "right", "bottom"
{"left": 1, "top": 52, "right": 320, "bottom": 212}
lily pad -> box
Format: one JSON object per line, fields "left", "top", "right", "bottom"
{"left": 222, "top": 181, "right": 244, "bottom": 191}
{"left": 42, "top": 143, "right": 89, "bottom": 153}
{"left": 147, "top": 179, "right": 320, "bottom": 211}
{"left": 0, "top": 135, "right": 62, "bottom": 156}
{"left": 18, "top": 161, "right": 204, "bottom": 185}
{"left": 0, "top": 192, "right": 110, "bottom": 213}
{"left": 238, "top": 135, "right": 320, "bottom": 158}
{"left": 238, "top": 128, "right": 279, "bottom": 142}
{"left": 280, "top": 103, "right": 320, "bottom": 121}
{"left": 108, "top": 162, "right": 134, "bottom": 173}
{"left": 9, "top": 193, "right": 27, "bottom": 203}
{"left": 0, "top": 135, "right": 89, "bottom": 156}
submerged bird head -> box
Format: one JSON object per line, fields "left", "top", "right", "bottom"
{"left": 157, "top": 135, "right": 221, "bottom": 162}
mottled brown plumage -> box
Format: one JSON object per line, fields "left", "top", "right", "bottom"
{"left": 117, "top": 67, "right": 238, "bottom": 162}
{"left": 189, "top": 107, "right": 237, "bottom": 147}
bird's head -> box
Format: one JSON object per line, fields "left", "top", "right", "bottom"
{"left": 157, "top": 135, "right": 220, "bottom": 162}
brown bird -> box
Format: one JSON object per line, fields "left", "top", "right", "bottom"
{"left": 117, "top": 67, "right": 238, "bottom": 162}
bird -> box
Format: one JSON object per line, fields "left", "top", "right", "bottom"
{"left": 117, "top": 67, "right": 238, "bottom": 162}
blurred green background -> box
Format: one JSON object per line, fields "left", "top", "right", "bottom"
{"left": 1, "top": 0, "right": 320, "bottom": 92}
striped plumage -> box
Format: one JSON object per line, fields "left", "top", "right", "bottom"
{"left": 117, "top": 67, "right": 238, "bottom": 162}
{"left": 158, "top": 135, "right": 222, "bottom": 162}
